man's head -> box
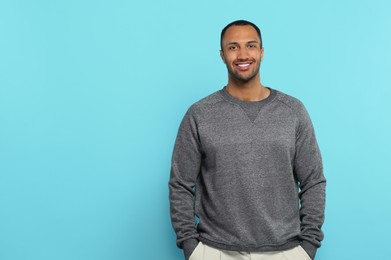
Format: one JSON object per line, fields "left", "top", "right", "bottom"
{"left": 220, "top": 20, "right": 264, "bottom": 83}
{"left": 220, "top": 20, "right": 262, "bottom": 51}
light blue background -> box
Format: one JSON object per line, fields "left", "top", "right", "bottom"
{"left": 1, "top": 1, "right": 390, "bottom": 259}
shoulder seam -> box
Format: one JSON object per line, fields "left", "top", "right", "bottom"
{"left": 274, "top": 93, "right": 303, "bottom": 119}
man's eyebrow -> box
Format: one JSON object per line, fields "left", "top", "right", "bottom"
{"left": 226, "top": 40, "right": 259, "bottom": 45}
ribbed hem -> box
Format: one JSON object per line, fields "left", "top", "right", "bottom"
{"left": 199, "top": 236, "right": 300, "bottom": 253}
{"left": 182, "top": 238, "right": 199, "bottom": 260}
{"left": 300, "top": 240, "right": 317, "bottom": 260}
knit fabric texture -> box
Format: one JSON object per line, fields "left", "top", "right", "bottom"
{"left": 169, "top": 87, "right": 326, "bottom": 260}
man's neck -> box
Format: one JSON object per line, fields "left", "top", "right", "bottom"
{"left": 226, "top": 78, "right": 270, "bottom": 102}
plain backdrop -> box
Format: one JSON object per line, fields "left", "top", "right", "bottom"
{"left": 1, "top": 1, "right": 390, "bottom": 259}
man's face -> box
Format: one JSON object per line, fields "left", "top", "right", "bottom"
{"left": 220, "top": 25, "right": 264, "bottom": 83}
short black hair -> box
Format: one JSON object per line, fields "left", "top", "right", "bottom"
{"left": 220, "top": 20, "right": 262, "bottom": 50}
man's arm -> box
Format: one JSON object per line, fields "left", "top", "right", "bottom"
{"left": 169, "top": 106, "right": 202, "bottom": 259}
{"left": 294, "top": 104, "right": 326, "bottom": 260}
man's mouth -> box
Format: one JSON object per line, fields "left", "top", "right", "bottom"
{"left": 235, "top": 62, "right": 253, "bottom": 70}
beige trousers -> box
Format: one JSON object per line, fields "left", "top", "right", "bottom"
{"left": 189, "top": 242, "right": 311, "bottom": 260}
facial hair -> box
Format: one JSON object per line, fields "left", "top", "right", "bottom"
{"left": 226, "top": 59, "right": 261, "bottom": 83}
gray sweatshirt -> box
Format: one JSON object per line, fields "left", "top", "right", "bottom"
{"left": 169, "top": 87, "right": 326, "bottom": 259}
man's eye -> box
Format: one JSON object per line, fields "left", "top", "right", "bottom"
{"left": 228, "top": 46, "right": 237, "bottom": 50}
{"left": 248, "top": 44, "right": 255, "bottom": 48}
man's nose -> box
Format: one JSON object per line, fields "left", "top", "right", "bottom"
{"left": 237, "top": 47, "right": 250, "bottom": 60}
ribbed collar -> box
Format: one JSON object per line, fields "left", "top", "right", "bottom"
{"left": 219, "top": 86, "right": 277, "bottom": 107}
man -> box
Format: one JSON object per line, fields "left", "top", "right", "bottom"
{"left": 169, "top": 20, "right": 326, "bottom": 260}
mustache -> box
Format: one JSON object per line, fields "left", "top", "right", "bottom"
{"left": 234, "top": 58, "right": 256, "bottom": 62}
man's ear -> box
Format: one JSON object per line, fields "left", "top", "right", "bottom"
{"left": 220, "top": 50, "right": 226, "bottom": 64}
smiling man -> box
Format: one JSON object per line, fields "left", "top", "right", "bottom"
{"left": 169, "top": 20, "right": 326, "bottom": 260}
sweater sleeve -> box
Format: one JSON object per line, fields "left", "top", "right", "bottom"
{"left": 294, "top": 104, "right": 326, "bottom": 260}
{"left": 169, "top": 105, "right": 202, "bottom": 259}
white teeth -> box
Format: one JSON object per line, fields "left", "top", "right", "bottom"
{"left": 238, "top": 64, "right": 250, "bottom": 67}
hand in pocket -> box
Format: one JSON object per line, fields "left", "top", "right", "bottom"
{"left": 189, "top": 242, "right": 203, "bottom": 260}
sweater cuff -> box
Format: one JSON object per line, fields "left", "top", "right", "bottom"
{"left": 301, "top": 240, "right": 317, "bottom": 260}
{"left": 183, "top": 238, "right": 199, "bottom": 260}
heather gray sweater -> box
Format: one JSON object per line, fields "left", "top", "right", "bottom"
{"left": 169, "top": 87, "right": 326, "bottom": 259}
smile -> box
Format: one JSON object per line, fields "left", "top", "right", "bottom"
{"left": 235, "top": 62, "right": 253, "bottom": 70}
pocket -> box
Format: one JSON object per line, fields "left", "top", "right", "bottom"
{"left": 189, "top": 242, "right": 202, "bottom": 260}
{"left": 298, "top": 246, "right": 311, "bottom": 260}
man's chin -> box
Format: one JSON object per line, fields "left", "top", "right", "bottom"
{"left": 231, "top": 72, "right": 258, "bottom": 83}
